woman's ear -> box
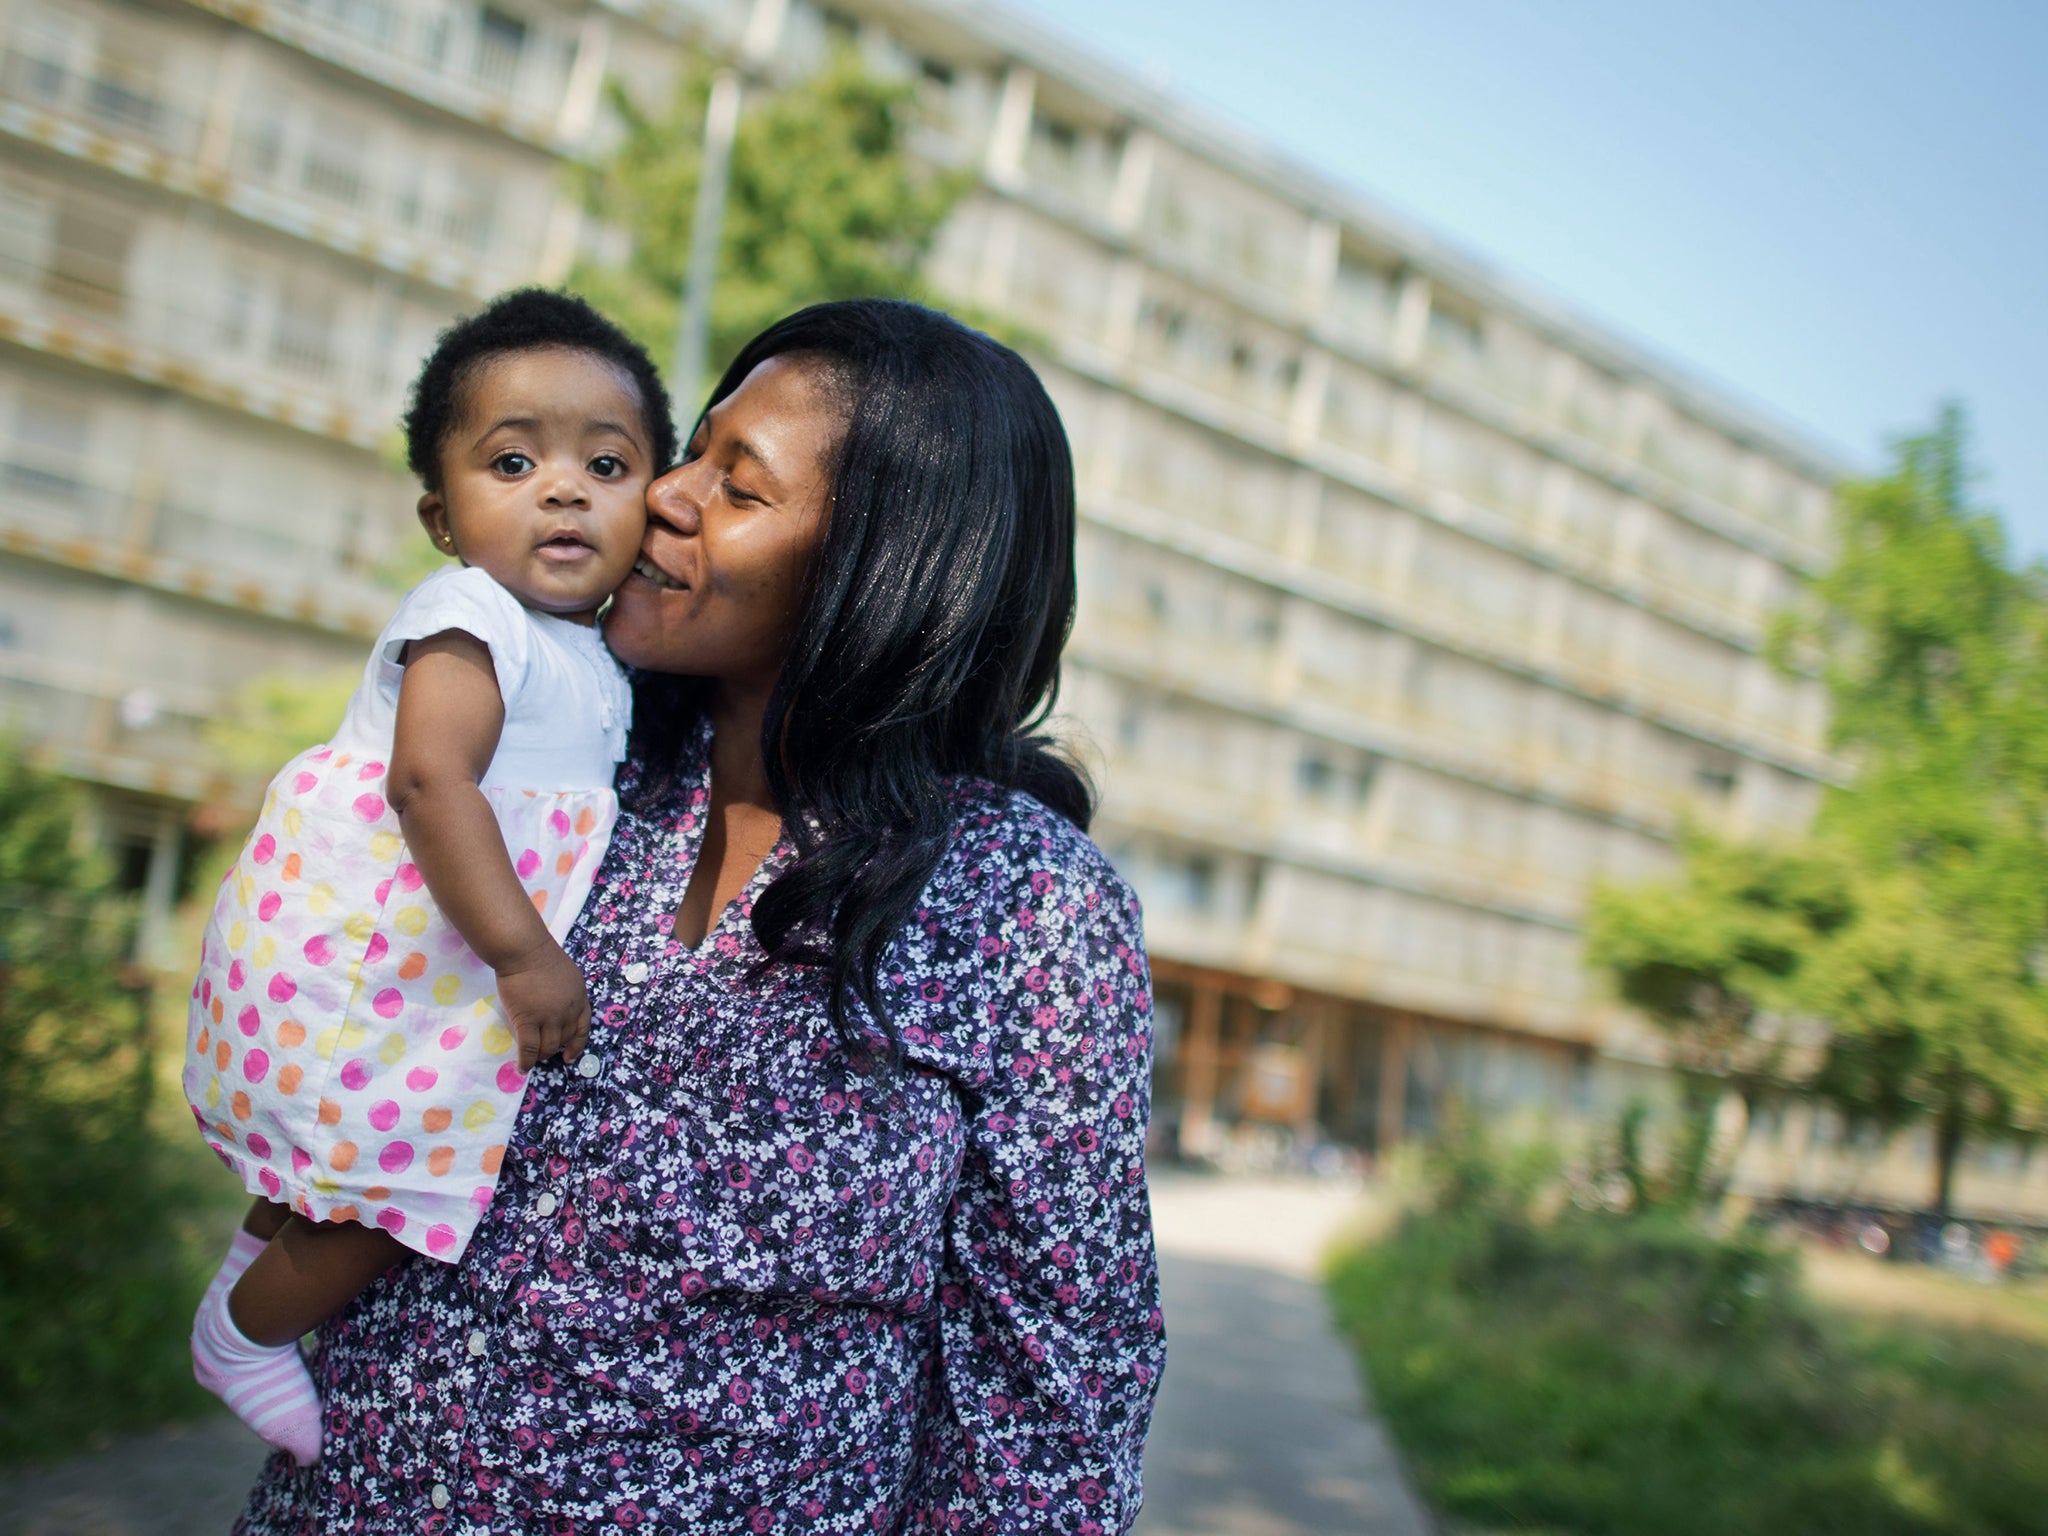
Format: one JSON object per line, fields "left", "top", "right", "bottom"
{"left": 417, "top": 493, "right": 458, "bottom": 558}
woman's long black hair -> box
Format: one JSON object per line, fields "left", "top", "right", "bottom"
{"left": 631, "top": 299, "right": 1094, "bottom": 1046}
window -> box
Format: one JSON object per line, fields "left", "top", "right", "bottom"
{"left": 475, "top": 5, "right": 528, "bottom": 90}
{"left": 302, "top": 118, "right": 368, "bottom": 207}
{"left": 45, "top": 198, "right": 133, "bottom": 316}
{"left": 270, "top": 283, "right": 338, "bottom": 377}
{"left": 5, "top": 395, "right": 92, "bottom": 506}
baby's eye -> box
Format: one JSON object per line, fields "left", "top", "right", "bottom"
{"left": 492, "top": 451, "right": 534, "bottom": 475}
{"left": 589, "top": 453, "right": 627, "bottom": 478}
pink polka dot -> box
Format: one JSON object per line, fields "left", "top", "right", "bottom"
{"left": 291, "top": 1147, "right": 312, "bottom": 1176}
{"left": 438, "top": 1026, "right": 467, "bottom": 1051}
{"left": 547, "top": 809, "right": 571, "bottom": 839}
{"left": 200, "top": 979, "right": 212, "bottom": 1007}
{"left": 496, "top": 1062, "right": 525, "bottom": 1094}
{"left": 367, "top": 1099, "right": 400, "bottom": 1132}
{"left": 339, "top": 1059, "right": 371, "bottom": 1092}
{"left": 515, "top": 849, "right": 540, "bottom": 880}
{"left": 358, "top": 760, "right": 385, "bottom": 781}
{"left": 364, "top": 932, "right": 389, "bottom": 965}
{"left": 425, "top": 1224, "right": 457, "bottom": 1256}
{"left": 237, "top": 1004, "right": 262, "bottom": 1037}
{"left": 378, "top": 1141, "right": 414, "bottom": 1175}
{"left": 303, "top": 936, "right": 337, "bottom": 966}
{"left": 243, "top": 1049, "right": 269, "bottom": 1084}
{"left": 376, "top": 1207, "right": 406, "bottom": 1235}
{"left": 372, "top": 988, "right": 405, "bottom": 1019}
{"left": 257, "top": 891, "right": 282, "bottom": 921}
{"left": 396, "top": 863, "right": 424, "bottom": 892}
{"left": 250, "top": 834, "right": 276, "bottom": 865}
{"left": 246, "top": 1132, "right": 273, "bottom": 1160}
{"left": 258, "top": 1168, "right": 281, "bottom": 1197}
{"left": 292, "top": 772, "right": 318, "bottom": 794}
{"left": 308, "top": 748, "right": 332, "bottom": 763}
{"left": 226, "top": 959, "right": 247, "bottom": 991}
{"left": 470, "top": 1187, "right": 493, "bottom": 1210}
{"left": 373, "top": 878, "right": 392, "bottom": 904}
{"left": 268, "top": 973, "right": 297, "bottom": 1004}
{"left": 405, "top": 1067, "right": 438, "bottom": 1093}
{"left": 352, "top": 793, "right": 386, "bottom": 822}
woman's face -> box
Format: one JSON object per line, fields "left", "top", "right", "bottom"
{"left": 604, "top": 354, "right": 841, "bottom": 689}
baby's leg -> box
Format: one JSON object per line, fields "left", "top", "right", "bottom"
{"left": 193, "top": 1217, "right": 408, "bottom": 1465}
{"left": 228, "top": 1218, "right": 408, "bottom": 1346}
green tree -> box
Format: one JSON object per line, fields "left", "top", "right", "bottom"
{"left": 570, "top": 48, "right": 968, "bottom": 405}
{"left": 1584, "top": 831, "right": 1851, "bottom": 1205}
{"left": 0, "top": 746, "right": 210, "bottom": 1459}
{"left": 1783, "top": 406, "right": 2048, "bottom": 1211}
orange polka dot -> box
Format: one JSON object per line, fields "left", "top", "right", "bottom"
{"left": 362, "top": 1185, "right": 390, "bottom": 1202}
{"left": 210, "top": 996, "right": 224, "bottom": 1025}
{"left": 530, "top": 889, "right": 547, "bottom": 913}
{"left": 277, "top": 1020, "right": 306, "bottom": 1048}
{"left": 333, "top": 753, "right": 351, "bottom": 768}
{"left": 329, "top": 1141, "right": 358, "bottom": 1171}
{"left": 213, "top": 1121, "right": 237, "bottom": 1142}
{"left": 195, "top": 1027, "right": 210, "bottom": 1055}
{"left": 230, "top": 1091, "right": 252, "bottom": 1121}
{"left": 574, "top": 807, "right": 596, "bottom": 836}
{"left": 480, "top": 1145, "right": 505, "bottom": 1175}
{"left": 281, "top": 853, "right": 302, "bottom": 881}
{"left": 556, "top": 852, "right": 575, "bottom": 876}
{"left": 422, "top": 1106, "right": 452, "bottom": 1133}
{"left": 427, "top": 1146, "right": 455, "bottom": 1176}
{"left": 317, "top": 1098, "right": 343, "bottom": 1126}
{"left": 329, "top": 1204, "right": 359, "bottom": 1226}
{"left": 277, "top": 1065, "right": 303, "bottom": 1096}
{"left": 398, "top": 951, "right": 428, "bottom": 981}
{"left": 215, "top": 1040, "right": 232, "bottom": 1071}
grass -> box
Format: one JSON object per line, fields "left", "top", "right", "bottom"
{"left": 1328, "top": 1209, "right": 2048, "bottom": 1536}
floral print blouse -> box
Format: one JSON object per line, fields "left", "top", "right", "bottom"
{"left": 234, "top": 725, "right": 1165, "bottom": 1534}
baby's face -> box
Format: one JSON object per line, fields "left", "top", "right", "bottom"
{"left": 418, "top": 347, "right": 654, "bottom": 622}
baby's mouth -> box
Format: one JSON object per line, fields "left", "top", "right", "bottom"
{"left": 537, "top": 531, "right": 593, "bottom": 562}
{"left": 633, "top": 555, "right": 687, "bottom": 591}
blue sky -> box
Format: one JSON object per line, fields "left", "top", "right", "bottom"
{"left": 1006, "top": 0, "right": 2048, "bottom": 556}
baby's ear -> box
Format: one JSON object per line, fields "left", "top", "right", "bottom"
{"left": 417, "top": 493, "right": 456, "bottom": 558}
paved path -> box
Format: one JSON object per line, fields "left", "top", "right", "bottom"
{"left": 1, "top": 1175, "right": 1431, "bottom": 1536}
{"left": 0, "top": 1413, "right": 266, "bottom": 1536}
{"left": 1135, "top": 1173, "right": 1435, "bottom": 1536}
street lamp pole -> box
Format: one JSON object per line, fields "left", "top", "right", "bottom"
{"left": 669, "top": 0, "right": 788, "bottom": 439}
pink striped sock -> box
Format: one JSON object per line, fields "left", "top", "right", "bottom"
{"left": 190, "top": 1283, "right": 323, "bottom": 1465}
{"left": 200, "top": 1228, "right": 268, "bottom": 1314}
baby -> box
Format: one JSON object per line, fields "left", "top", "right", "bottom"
{"left": 182, "top": 289, "right": 674, "bottom": 1462}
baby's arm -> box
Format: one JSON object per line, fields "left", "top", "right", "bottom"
{"left": 386, "top": 629, "right": 590, "bottom": 1072}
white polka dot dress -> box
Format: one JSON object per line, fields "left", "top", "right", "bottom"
{"left": 182, "top": 566, "right": 631, "bottom": 1262}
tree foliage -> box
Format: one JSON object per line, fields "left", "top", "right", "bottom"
{"left": 0, "top": 746, "right": 210, "bottom": 1460}
{"left": 1590, "top": 407, "right": 2048, "bottom": 1213}
{"left": 569, "top": 48, "right": 968, "bottom": 407}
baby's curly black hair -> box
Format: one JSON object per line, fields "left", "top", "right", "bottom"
{"left": 402, "top": 288, "right": 677, "bottom": 491}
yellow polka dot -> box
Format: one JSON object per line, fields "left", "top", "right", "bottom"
{"left": 462, "top": 1101, "right": 496, "bottom": 1132}
{"left": 261, "top": 789, "right": 278, "bottom": 817}
{"left": 369, "top": 831, "right": 403, "bottom": 862}
{"left": 431, "top": 974, "right": 462, "bottom": 1006}
{"left": 343, "top": 912, "right": 376, "bottom": 943}
{"left": 393, "top": 906, "right": 428, "bottom": 937}
{"left": 203, "top": 1080, "right": 220, "bottom": 1108}
{"left": 251, "top": 935, "right": 276, "bottom": 967}
{"left": 236, "top": 874, "right": 256, "bottom": 908}
{"left": 284, "top": 807, "right": 303, "bottom": 837}
{"left": 315, "top": 1027, "right": 339, "bottom": 1059}
{"left": 472, "top": 997, "right": 495, "bottom": 1017}
{"left": 346, "top": 961, "right": 361, "bottom": 983}
{"left": 307, "top": 883, "right": 336, "bottom": 915}
{"left": 226, "top": 919, "right": 248, "bottom": 950}
{"left": 310, "top": 1176, "right": 340, "bottom": 1195}
{"left": 480, "top": 1022, "right": 512, "bottom": 1057}
{"left": 378, "top": 1032, "right": 407, "bottom": 1064}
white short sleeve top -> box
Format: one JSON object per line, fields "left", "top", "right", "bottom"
{"left": 328, "top": 565, "right": 631, "bottom": 792}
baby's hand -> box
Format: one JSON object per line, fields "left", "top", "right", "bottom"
{"left": 495, "top": 943, "right": 592, "bottom": 1072}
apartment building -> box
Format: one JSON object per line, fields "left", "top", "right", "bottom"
{"left": 2, "top": 0, "right": 2032, "bottom": 1216}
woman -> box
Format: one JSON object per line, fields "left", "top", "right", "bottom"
{"left": 235, "top": 300, "right": 1165, "bottom": 1534}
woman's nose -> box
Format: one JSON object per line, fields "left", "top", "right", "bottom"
{"left": 646, "top": 465, "right": 705, "bottom": 534}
